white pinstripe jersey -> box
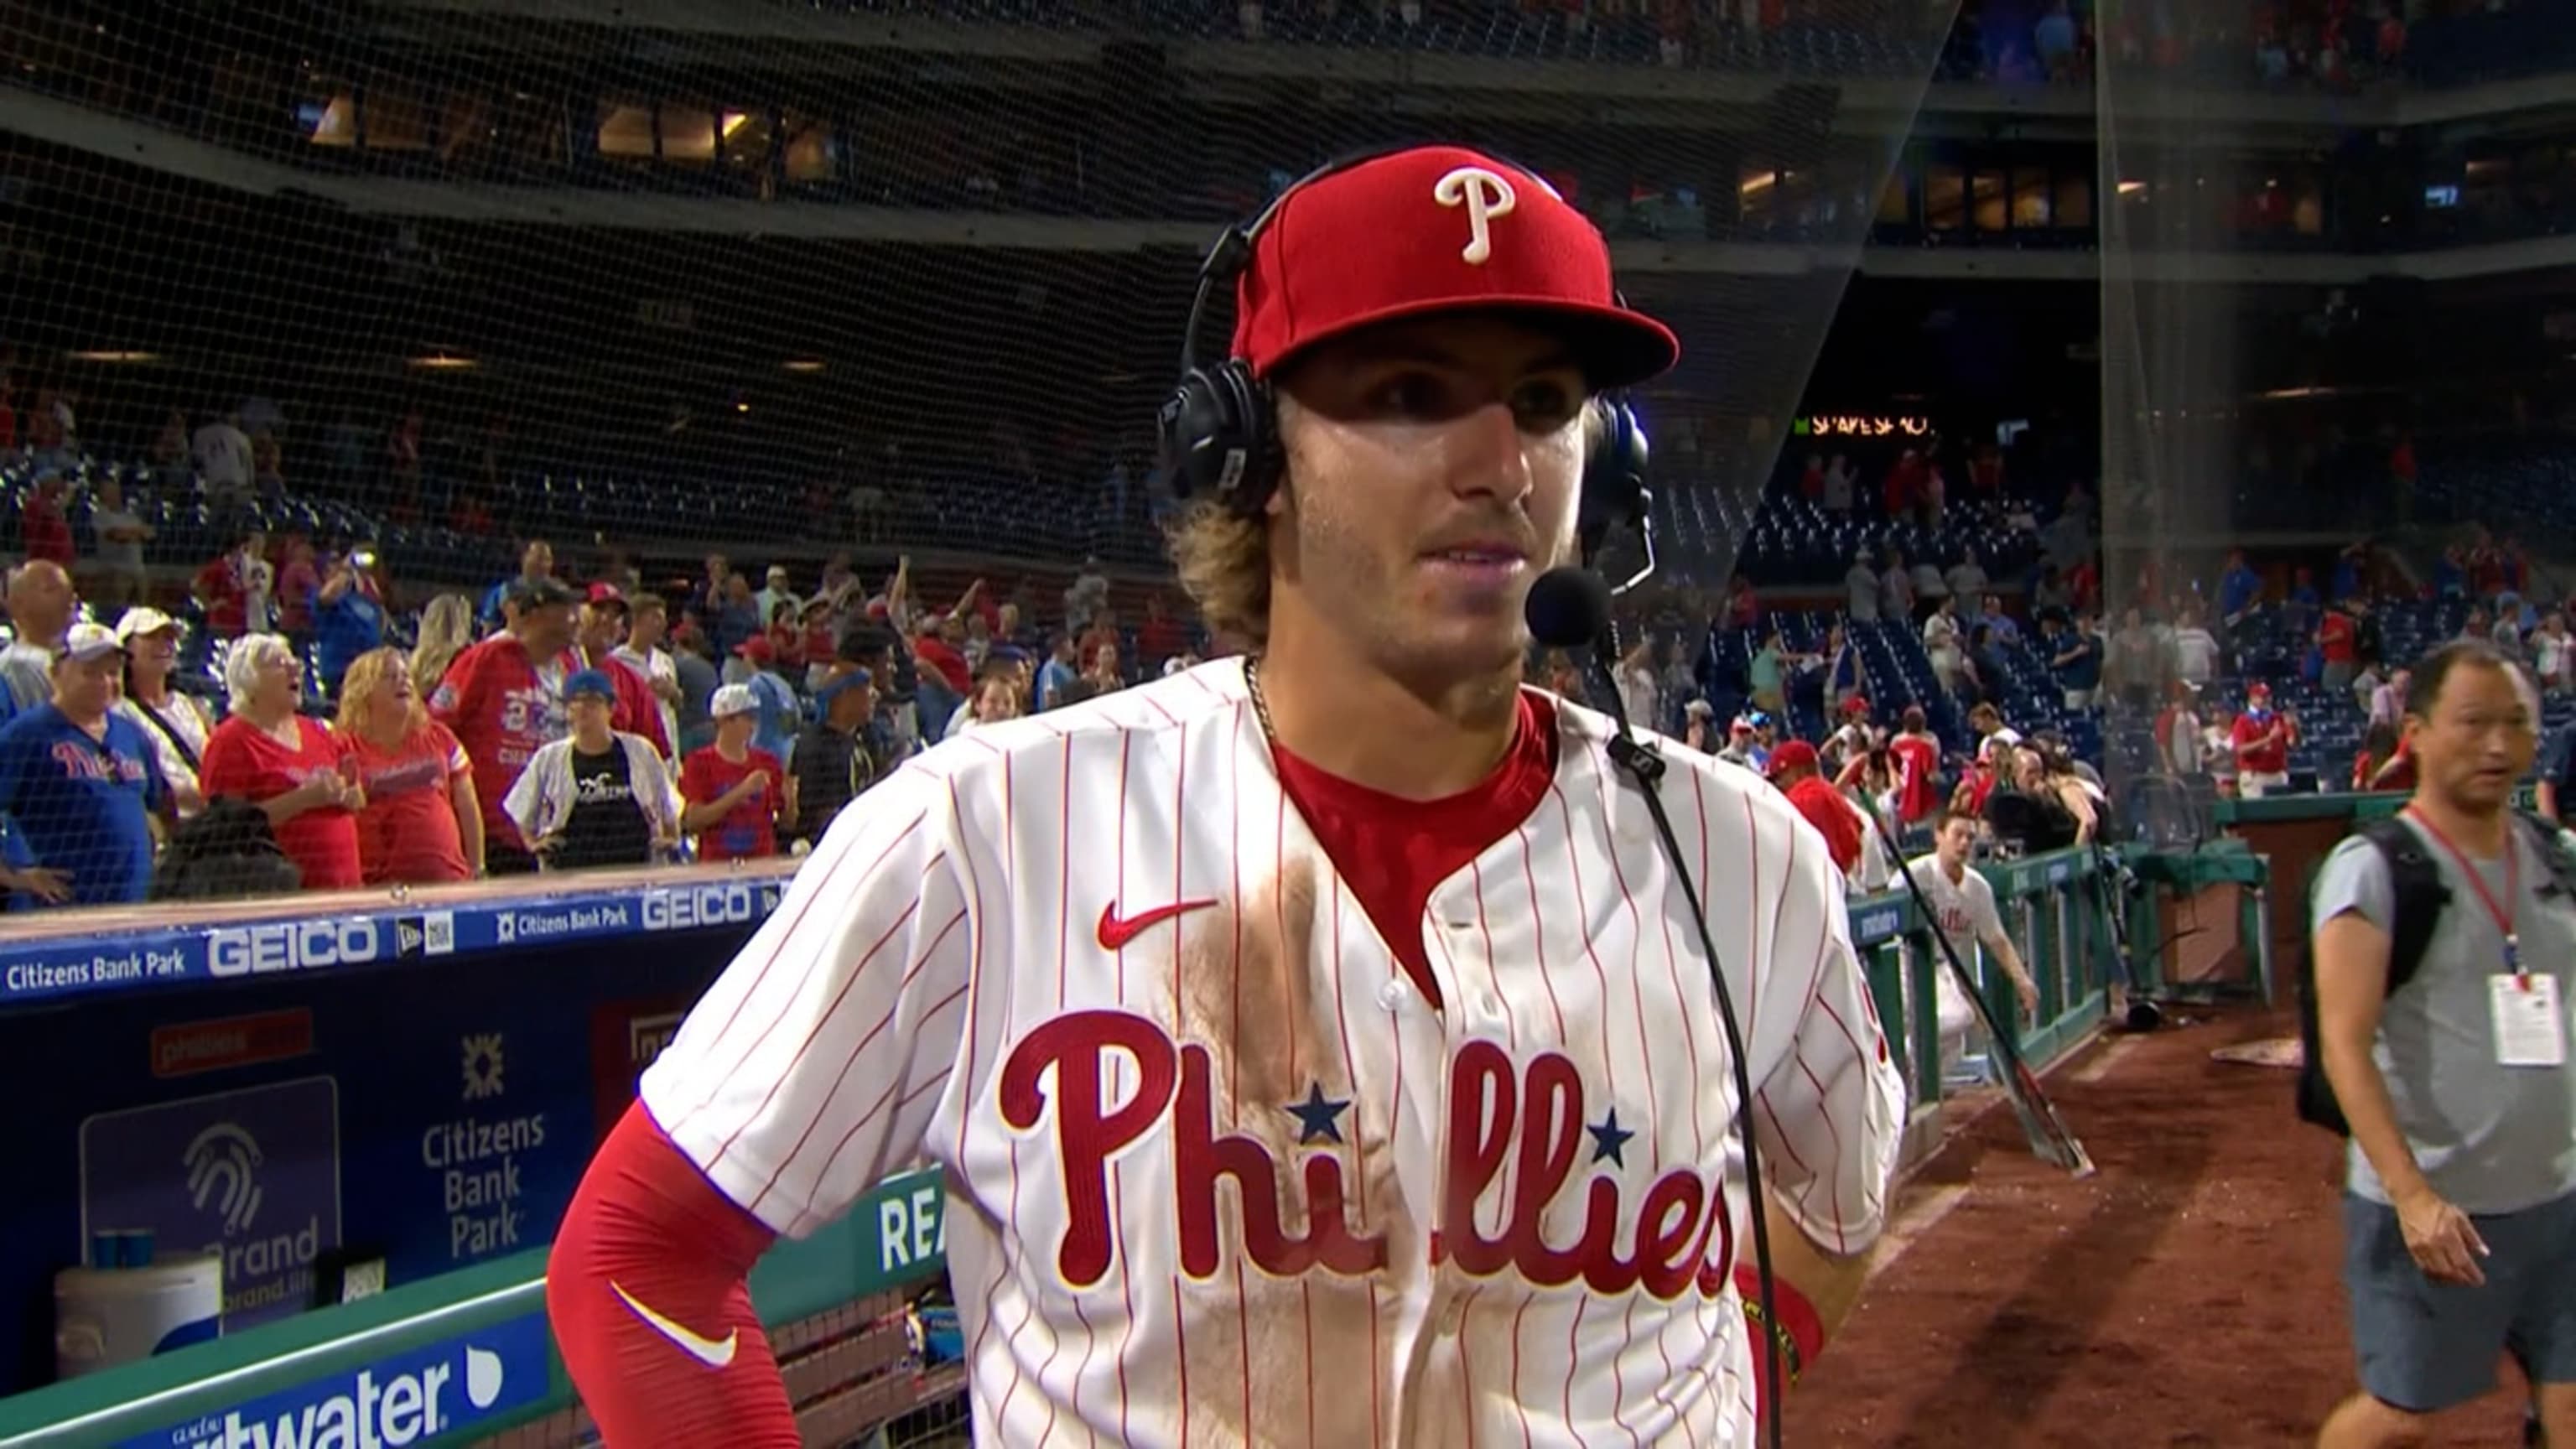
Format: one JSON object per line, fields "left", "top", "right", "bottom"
{"left": 641, "top": 659, "right": 1907, "bottom": 1448}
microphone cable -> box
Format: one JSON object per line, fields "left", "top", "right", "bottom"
{"left": 1529, "top": 568, "right": 1787, "bottom": 1449}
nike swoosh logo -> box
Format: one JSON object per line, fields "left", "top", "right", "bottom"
{"left": 611, "top": 1282, "right": 739, "bottom": 1368}
{"left": 1098, "top": 898, "right": 1219, "bottom": 952}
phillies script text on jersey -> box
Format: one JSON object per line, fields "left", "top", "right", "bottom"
{"left": 641, "top": 662, "right": 1904, "bottom": 1449}
{"left": 1001, "top": 1011, "right": 1737, "bottom": 1299}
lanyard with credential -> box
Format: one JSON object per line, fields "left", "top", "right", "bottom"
{"left": 2405, "top": 808, "right": 2526, "bottom": 984}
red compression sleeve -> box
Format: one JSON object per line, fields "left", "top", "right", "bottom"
{"left": 1735, "top": 1261, "right": 1830, "bottom": 1424}
{"left": 548, "top": 1103, "right": 800, "bottom": 1447}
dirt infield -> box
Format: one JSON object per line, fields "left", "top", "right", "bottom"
{"left": 1790, "top": 1008, "right": 2538, "bottom": 1447}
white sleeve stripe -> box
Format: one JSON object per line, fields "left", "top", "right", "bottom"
{"left": 666, "top": 810, "right": 928, "bottom": 1126}
{"left": 727, "top": 904, "right": 969, "bottom": 1199}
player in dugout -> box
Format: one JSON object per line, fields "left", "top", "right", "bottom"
{"left": 548, "top": 143, "right": 1903, "bottom": 1446}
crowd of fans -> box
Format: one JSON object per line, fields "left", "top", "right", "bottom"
{"left": 0, "top": 530, "right": 1202, "bottom": 909}
{"left": 3, "top": 361, "right": 2570, "bottom": 918}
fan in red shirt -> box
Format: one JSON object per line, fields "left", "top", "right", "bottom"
{"left": 191, "top": 529, "right": 266, "bottom": 640}
{"left": 797, "top": 598, "right": 837, "bottom": 680}
{"left": 1767, "top": 740, "right": 1861, "bottom": 875}
{"left": 334, "top": 646, "right": 480, "bottom": 884}
{"left": 431, "top": 575, "right": 579, "bottom": 874}
{"left": 2317, "top": 602, "right": 2359, "bottom": 688}
{"left": 275, "top": 537, "right": 320, "bottom": 639}
{"left": 572, "top": 583, "right": 669, "bottom": 759}
{"left": 910, "top": 613, "right": 973, "bottom": 696}
{"left": 2227, "top": 683, "right": 2299, "bottom": 797}
{"left": 1883, "top": 449, "right": 1924, "bottom": 518}
{"left": 2354, "top": 727, "right": 2416, "bottom": 793}
{"left": 17, "top": 473, "right": 73, "bottom": 568}
{"left": 678, "top": 685, "right": 788, "bottom": 863}
{"left": 199, "top": 635, "right": 365, "bottom": 890}
{"left": 1135, "top": 593, "right": 1189, "bottom": 670}
{"left": 1888, "top": 704, "right": 1944, "bottom": 823}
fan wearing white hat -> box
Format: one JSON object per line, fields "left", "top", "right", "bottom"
{"left": 678, "top": 683, "right": 791, "bottom": 864}
{"left": 110, "top": 608, "right": 214, "bottom": 818}
{"left": 0, "top": 622, "right": 174, "bottom": 907}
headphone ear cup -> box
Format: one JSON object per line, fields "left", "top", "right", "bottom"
{"left": 1158, "top": 361, "right": 1279, "bottom": 512}
{"left": 1578, "top": 395, "right": 1650, "bottom": 556}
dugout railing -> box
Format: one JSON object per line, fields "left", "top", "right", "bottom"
{"left": 0, "top": 839, "right": 2258, "bottom": 1449}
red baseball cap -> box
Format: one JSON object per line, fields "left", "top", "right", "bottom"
{"left": 584, "top": 582, "right": 627, "bottom": 610}
{"left": 1766, "top": 740, "right": 1820, "bottom": 778}
{"left": 737, "top": 636, "right": 776, "bottom": 664}
{"left": 1231, "top": 146, "right": 1679, "bottom": 387}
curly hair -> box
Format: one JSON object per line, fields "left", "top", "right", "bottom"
{"left": 1166, "top": 498, "right": 1271, "bottom": 652}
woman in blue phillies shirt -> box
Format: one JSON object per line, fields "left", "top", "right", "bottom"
{"left": 0, "top": 623, "right": 170, "bottom": 907}
{"left": 312, "top": 546, "right": 388, "bottom": 702}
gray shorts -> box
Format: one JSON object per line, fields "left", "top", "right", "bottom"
{"left": 2343, "top": 1190, "right": 2576, "bottom": 1412}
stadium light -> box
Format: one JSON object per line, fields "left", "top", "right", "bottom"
{"left": 410, "top": 352, "right": 478, "bottom": 370}
{"left": 65, "top": 350, "right": 158, "bottom": 363}
{"left": 782, "top": 359, "right": 826, "bottom": 374}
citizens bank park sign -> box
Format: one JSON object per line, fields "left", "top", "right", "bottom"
{"left": 0, "top": 875, "right": 793, "bottom": 1007}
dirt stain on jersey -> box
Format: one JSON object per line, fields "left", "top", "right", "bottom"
{"left": 1165, "top": 854, "right": 1414, "bottom": 1447}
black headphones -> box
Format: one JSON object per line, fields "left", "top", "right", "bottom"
{"left": 1155, "top": 147, "right": 1656, "bottom": 569}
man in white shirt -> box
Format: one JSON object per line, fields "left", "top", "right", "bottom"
{"left": 612, "top": 593, "right": 684, "bottom": 759}
{"left": 190, "top": 409, "right": 256, "bottom": 512}
{"left": 0, "top": 559, "right": 74, "bottom": 715}
{"left": 753, "top": 565, "right": 801, "bottom": 631}
{"left": 1822, "top": 454, "right": 1856, "bottom": 515}
{"left": 1064, "top": 555, "right": 1110, "bottom": 629}
{"left": 1945, "top": 548, "right": 1990, "bottom": 606}
{"left": 1923, "top": 595, "right": 1966, "bottom": 697}
{"left": 87, "top": 476, "right": 153, "bottom": 610}
{"left": 2170, "top": 605, "right": 2220, "bottom": 687}
{"left": 1844, "top": 548, "right": 1880, "bottom": 622}
{"left": 1879, "top": 550, "right": 1917, "bottom": 622}
{"left": 1906, "top": 809, "right": 2041, "bottom": 1070}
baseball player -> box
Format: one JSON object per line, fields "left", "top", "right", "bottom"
{"left": 549, "top": 143, "right": 1906, "bottom": 1447}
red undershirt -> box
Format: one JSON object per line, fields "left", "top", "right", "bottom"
{"left": 1267, "top": 689, "right": 1561, "bottom": 1010}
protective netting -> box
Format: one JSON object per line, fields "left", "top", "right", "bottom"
{"left": 0, "top": 0, "right": 1955, "bottom": 911}
{"left": 2092, "top": 0, "right": 2433, "bottom": 812}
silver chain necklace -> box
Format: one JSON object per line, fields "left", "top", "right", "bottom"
{"left": 1244, "top": 654, "right": 1278, "bottom": 744}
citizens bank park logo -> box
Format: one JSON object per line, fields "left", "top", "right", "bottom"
{"left": 128, "top": 1313, "right": 550, "bottom": 1449}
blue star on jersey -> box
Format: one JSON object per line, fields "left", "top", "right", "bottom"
{"left": 1284, "top": 1082, "right": 1352, "bottom": 1145}
{"left": 1587, "top": 1108, "right": 1635, "bottom": 1168}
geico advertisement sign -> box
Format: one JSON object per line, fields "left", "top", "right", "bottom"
{"left": 641, "top": 882, "right": 776, "bottom": 932}
{"left": 209, "top": 921, "right": 383, "bottom": 978}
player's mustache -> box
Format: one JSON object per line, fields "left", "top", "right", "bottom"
{"left": 1415, "top": 517, "right": 1540, "bottom": 558}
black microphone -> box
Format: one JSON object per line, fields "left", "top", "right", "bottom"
{"left": 1524, "top": 565, "right": 1613, "bottom": 653}
{"left": 1523, "top": 566, "right": 1787, "bottom": 1449}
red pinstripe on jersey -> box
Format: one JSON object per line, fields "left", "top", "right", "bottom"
{"left": 636, "top": 662, "right": 1903, "bottom": 1449}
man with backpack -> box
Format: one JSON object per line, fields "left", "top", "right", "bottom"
{"left": 2303, "top": 640, "right": 2575, "bottom": 1449}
